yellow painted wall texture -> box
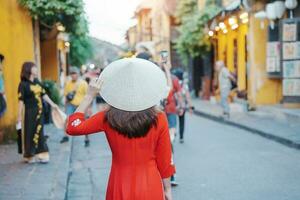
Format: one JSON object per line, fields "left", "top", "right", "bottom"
{"left": 248, "top": 17, "right": 282, "bottom": 105}
{"left": 216, "top": 24, "right": 247, "bottom": 90}
{"left": 217, "top": 32, "right": 227, "bottom": 62}
{"left": 226, "top": 29, "right": 237, "bottom": 72}
{"left": 214, "top": 15, "right": 281, "bottom": 105}
{"left": 237, "top": 24, "right": 248, "bottom": 91}
{"left": 41, "top": 39, "right": 59, "bottom": 82}
{"left": 0, "top": 0, "right": 35, "bottom": 127}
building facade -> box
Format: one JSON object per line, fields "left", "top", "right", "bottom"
{"left": 0, "top": 0, "right": 69, "bottom": 140}
{"left": 206, "top": 0, "right": 300, "bottom": 108}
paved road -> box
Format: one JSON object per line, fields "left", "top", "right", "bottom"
{"left": 67, "top": 114, "right": 300, "bottom": 200}
{"left": 0, "top": 125, "right": 71, "bottom": 200}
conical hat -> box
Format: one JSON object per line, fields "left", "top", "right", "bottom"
{"left": 99, "top": 58, "right": 169, "bottom": 111}
{"left": 51, "top": 107, "right": 67, "bottom": 129}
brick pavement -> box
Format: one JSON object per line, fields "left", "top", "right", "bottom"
{"left": 0, "top": 125, "right": 71, "bottom": 200}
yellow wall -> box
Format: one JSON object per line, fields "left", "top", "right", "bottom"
{"left": 41, "top": 39, "right": 59, "bottom": 82}
{"left": 225, "top": 29, "right": 237, "bottom": 72}
{"left": 237, "top": 24, "right": 248, "bottom": 91}
{"left": 217, "top": 32, "right": 227, "bottom": 62}
{"left": 0, "top": 0, "right": 35, "bottom": 127}
{"left": 248, "top": 16, "right": 282, "bottom": 105}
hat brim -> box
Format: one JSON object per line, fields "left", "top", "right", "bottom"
{"left": 99, "top": 58, "right": 169, "bottom": 112}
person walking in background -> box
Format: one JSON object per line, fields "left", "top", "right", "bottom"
{"left": 215, "top": 61, "right": 236, "bottom": 118}
{"left": 0, "top": 54, "right": 7, "bottom": 118}
{"left": 66, "top": 58, "right": 175, "bottom": 200}
{"left": 135, "top": 45, "right": 152, "bottom": 61}
{"left": 17, "top": 62, "right": 59, "bottom": 163}
{"left": 60, "top": 67, "right": 88, "bottom": 143}
{"left": 159, "top": 51, "right": 184, "bottom": 186}
{"left": 171, "top": 68, "right": 194, "bottom": 144}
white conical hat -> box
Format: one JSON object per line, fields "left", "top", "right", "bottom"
{"left": 99, "top": 58, "right": 169, "bottom": 111}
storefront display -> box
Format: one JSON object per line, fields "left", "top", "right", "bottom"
{"left": 281, "top": 18, "right": 300, "bottom": 102}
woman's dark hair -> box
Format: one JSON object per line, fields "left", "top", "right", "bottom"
{"left": 21, "top": 62, "right": 35, "bottom": 81}
{"left": 105, "top": 106, "right": 159, "bottom": 139}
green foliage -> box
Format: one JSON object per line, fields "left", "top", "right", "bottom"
{"left": 69, "top": 34, "right": 93, "bottom": 67}
{"left": 175, "top": 0, "right": 221, "bottom": 64}
{"left": 176, "top": 0, "right": 198, "bottom": 22}
{"left": 18, "top": 0, "right": 93, "bottom": 66}
{"left": 18, "top": 0, "right": 83, "bottom": 31}
{"left": 41, "top": 80, "right": 62, "bottom": 106}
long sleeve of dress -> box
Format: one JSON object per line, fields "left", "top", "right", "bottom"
{"left": 155, "top": 113, "right": 176, "bottom": 178}
{"left": 66, "top": 111, "right": 106, "bottom": 136}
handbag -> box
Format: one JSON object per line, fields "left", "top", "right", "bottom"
{"left": 16, "top": 122, "right": 22, "bottom": 154}
{"left": 66, "top": 91, "right": 76, "bottom": 102}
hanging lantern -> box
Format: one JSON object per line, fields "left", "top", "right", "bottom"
{"left": 219, "top": 22, "right": 226, "bottom": 29}
{"left": 228, "top": 17, "right": 237, "bottom": 26}
{"left": 266, "top": 3, "right": 277, "bottom": 29}
{"left": 239, "top": 12, "right": 249, "bottom": 24}
{"left": 285, "top": 0, "right": 298, "bottom": 9}
{"left": 254, "top": 10, "right": 267, "bottom": 29}
{"left": 254, "top": 11, "right": 267, "bottom": 19}
{"left": 285, "top": 0, "right": 298, "bottom": 18}
{"left": 266, "top": 3, "right": 277, "bottom": 20}
{"left": 228, "top": 17, "right": 238, "bottom": 30}
{"left": 274, "top": 1, "right": 286, "bottom": 19}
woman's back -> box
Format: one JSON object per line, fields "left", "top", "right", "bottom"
{"left": 67, "top": 111, "right": 175, "bottom": 200}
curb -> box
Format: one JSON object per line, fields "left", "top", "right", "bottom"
{"left": 194, "top": 110, "right": 300, "bottom": 151}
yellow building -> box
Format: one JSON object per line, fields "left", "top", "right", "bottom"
{"left": 0, "top": 0, "right": 36, "bottom": 135}
{"left": 208, "top": 0, "right": 283, "bottom": 107}
{"left": 126, "top": 25, "right": 138, "bottom": 50}
{"left": 0, "top": 0, "right": 69, "bottom": 140}
{"left": 41, "top": 28, "right": 69, "bottom": 86}
{"left": 135, "top": 0, "right": 153, "bottom": 43}
{"left": 132, "top": 0, "right": 178, "bottom": 64}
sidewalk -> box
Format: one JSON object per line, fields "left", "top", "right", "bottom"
{"left": 0, "top": 125, "right": 71, "bottom": 200}
{"left": 192, "top": 99, "right": 300, "bottom": 149}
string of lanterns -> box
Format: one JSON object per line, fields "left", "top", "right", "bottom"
{"left": 208, "top": 12, "right": 248, "bottom": 37}
{"left": 208, "top": 0, "right": 299, "bottom": 37}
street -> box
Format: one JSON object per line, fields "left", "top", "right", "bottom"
{"left": 66, "top": 114, "right": 300, "bottom": 200}
{"left": 2, "top": 0, "right": 300, "bottom": 199}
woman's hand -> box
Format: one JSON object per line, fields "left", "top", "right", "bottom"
{"left": 43, "top": 95, "right": 59, "bottom": 109}
{"left": 162, "top": 62, "right": 171, "bottom": 72}
{"left": 17, "top": 115, "right": 22, "bottom": 123}
{"left": 87, "top": 78, "right": 103, "bottom": 98}
{"left": 164, "top": 188, "right": 172, "bottom": 200}
{"left": 163, "top": 178, "right": 172, "bottom": 200}
{"left": 51, "top": 104, "right": 59, "bottom": 110}
{"left": 75, "top": 78, "right": 103, "bottom": 113}
{"left": 17, "top": 101, "right": 23, "bottom": 123}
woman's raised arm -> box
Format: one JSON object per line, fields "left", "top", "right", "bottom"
{"left": 66, "top": 77, "right": 105, "bottom": 136}
{"left": 66, "top": 111, "right": 106, "bottom": 136}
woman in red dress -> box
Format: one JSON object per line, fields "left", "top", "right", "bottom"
{"left": 66, "top": 58, "right": 175, "bottom": 200}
